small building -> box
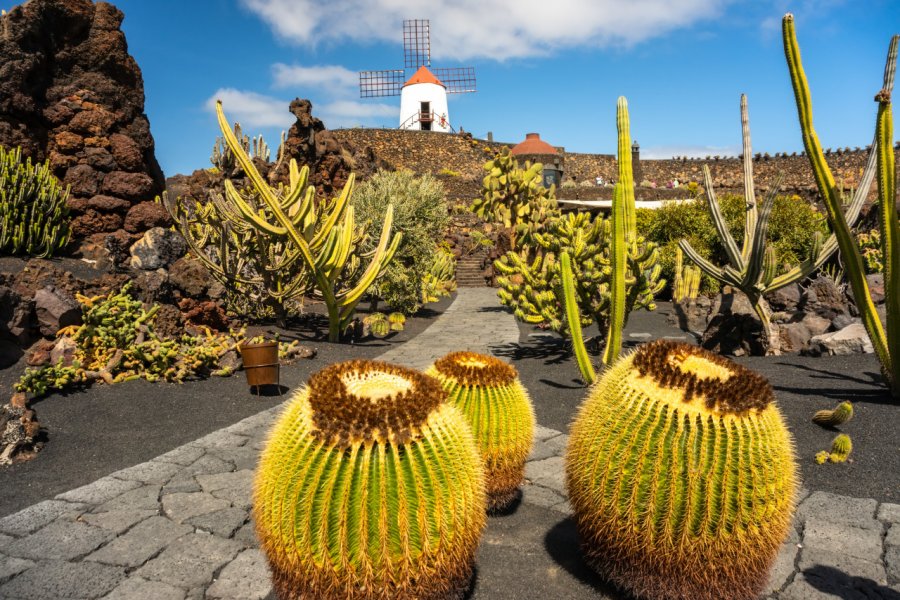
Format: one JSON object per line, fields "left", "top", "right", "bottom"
{"left": 510, "top": 133, "right": 564, "bottom": 188}
{"left": 399, "top": 66, "right": 451, "bottom": 132}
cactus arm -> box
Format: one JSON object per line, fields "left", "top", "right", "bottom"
{"left": 741, "top": 184, "right": 777, "bottom": 290}
{"left": 876, "top": 74, "right": 899, "bottom": 390}
{"left": 739, "top": 94, "right": 758, "bottom": 263}
{"left": 215, "top": 101, "right": 279, "bottom": 209}
{"left": 560, "top": 252, "right": 597, "bottom": 384}
{"left": 678, "top": 239, "right": 742, "bottom": 288}
{"left": 702, "top": 165, "right": 744, "bottom": 270}
{"left": 339, "top": 205, "right": 402, "bottom": 309}
{"left": 784, "top": 15, "right": 893, "bottom": 381}
{"left": 602, "top": 182, "right": 627, "bottom": 367}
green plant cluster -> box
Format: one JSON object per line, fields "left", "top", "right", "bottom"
{"left": 421, "top": 242, "right": 457, "bottom": 304}
{"left": 0, "top": 145, "right": 71, "bottom": 258}
{"left": 14, "top": 283, "right": 273, "bottom": 398}
{"left": 352, "top": 169, "right": 450, "bottom": 315}
{"left": 858, "top": 229, "right": 884, "bottom": 273}
{"left": 641, "top": 193, "right": 828, "bottom": 295}
{"left": 470, "top": 147, "right": 560, "bottom": 252}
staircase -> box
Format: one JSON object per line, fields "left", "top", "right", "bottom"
{"left": 456, "top": 254, "right": 488, "bottom": 287}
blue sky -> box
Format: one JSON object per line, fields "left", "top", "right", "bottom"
{"left": 3, "top": 0, "right": 897, "bottom": 177}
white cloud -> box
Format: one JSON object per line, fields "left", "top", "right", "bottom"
{"left": 271, "top": 63, "right": 359, "bottom": 95}
{"left": 240, "top": 0, "right": 729, "bottom": 61}
{"left": 318, "top": 100, "right": 397, "bottom": 128}
{"left": 206, "top": 88, "right": 294, "bottom": 128}
{"left": 640, "top": 145, "right": 740, "bottom": 159}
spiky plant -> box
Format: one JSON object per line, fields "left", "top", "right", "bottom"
{"left": 426, "top": 352, "right": 535, "bottom": 512}
{"left": 829, "top": 434, "right": 853, "bottom": 463}
{"left": 370, "top": 318, "right": 391, "bottom": 338}
{"left": 388, "top": 312, "right": 406, "bottom": 331}
{"left": 812, "top": 401, "right": 854, "bottom": 427}
{"left": 254, "top": 360, "right": 486, "bottom": 600}
{"left": 566, "top": 340, "right": 797, "bottom": 600}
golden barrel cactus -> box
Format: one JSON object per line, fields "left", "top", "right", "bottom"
{"left": 254, "top": 359, "right": 486, "bottom": 600}
{"left": 565, "top": 340, "right": 797, "bottom": 600}
{"left": 426, "top": 351, "right": 535, "bottom": 512}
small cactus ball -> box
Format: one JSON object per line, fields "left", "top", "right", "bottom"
{"left": 253, "top": 359, "right": 486, "bottom": 600}
{"left": 565, "top": 341, "right": 797, "bottom": 600}
{"left": 426, "top": 351, "right": 535, "bottom": 512}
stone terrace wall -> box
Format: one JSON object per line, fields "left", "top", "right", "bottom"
{"left": 333, "top": 128, "right": 900, "bottom": 204}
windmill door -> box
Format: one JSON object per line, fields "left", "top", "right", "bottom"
{"left": 420, "top": 101, "right": 432, "bottom": 130}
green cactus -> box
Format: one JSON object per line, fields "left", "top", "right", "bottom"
{"left": 678, "top": 93, "right": 873, "bottom": 354}
{"left": 812, "top": 401, "right": 854, "bottom": 427}
{"left": 470, "top": 147, "right": 560, "bottom": 252}
{"left": 566, "top": 340, "right": 798, "bottom": 600}
{"left": 426, "top": 351, "right": 535, "bottom": 512}
{"left": 558, "top": 97, "right": 665, "bottom": 382}
{"left": 673, "top": 246, "right": 701, "bottom": 302}
{"left": 829, "top": 433, "right": 853, "bottom": 463}
{"left": 783, "top": 15, "right": 900, "bottom": 397}
{"left": 253, "top": 360, "right": 485, "bottom": 599}
{"left": 388, "top": 312, "right": 406, "bottom": 331}
{"left": 362, "top": 312, "right": 390, "bottom": 338}
{"left": 168, "top": 101, "right": 401, "bottom": 341}
{"left": 0, "top": 145, "right": 71, "bottom": 258}
{"left": 421, "top": 243, "right": 457, "bottom": 304}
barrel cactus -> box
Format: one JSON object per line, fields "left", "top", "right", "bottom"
{"left": 254, "top": 359, "right": 486, "bottom": 600}
{"left": 566, "top": 340, "right": 797, "bottom": 600}
{"left": 426, "top": 351, "right": 535, "bottom": 512}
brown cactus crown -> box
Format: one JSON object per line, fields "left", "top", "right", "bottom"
{"left": 631, "top": 340, "right": 773, "bottom": 415}
{"left": 306, "top": 360, "right": 446, "bottom": 447}
{"left": 431, "top": 351, "right": 517, "bottom": 387}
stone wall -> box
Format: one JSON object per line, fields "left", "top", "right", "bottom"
{"left": 0, "top": 0, "right": 166, "bottom": 248}
{"left": 333, "top": 128, "right": 900, "bottom": 204}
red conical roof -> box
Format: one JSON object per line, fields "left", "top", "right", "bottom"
{"left": 511, "top": 133, "right": 557, "bottom": 155}
{"left": 403, "top": 66, "right": 445, "bottom": 88}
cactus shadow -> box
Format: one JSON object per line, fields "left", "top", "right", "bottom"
{"left": 802, "top": 565, "right": 900, "bottom": 599}
{"left": 491, "top": 340, "right": 573, "bottom": 365}
{"left": 771, "top": 362, "right": 894, "bottom": 405}
{"left": 543, "top": 517, "right": 622, "bottom": 597}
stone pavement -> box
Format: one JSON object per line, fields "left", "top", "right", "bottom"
{"left": 0, "top": 288, "right": 898, "bottom": 599}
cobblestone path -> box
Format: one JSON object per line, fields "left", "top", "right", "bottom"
{"left": 0, "top": 289, "right": 897, "bottom": 599}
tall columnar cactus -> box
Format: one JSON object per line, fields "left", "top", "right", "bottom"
{"left": 559, "top": 97, "right": 664, "bottom": 382}
{"left": 783, "top": 15, "right": 900, "bottom": 397}
{"left": 566, "top": 340, "right": 797, "bottom": 600}
{"left": 254, "top": 360, "right": 486, "bottom": 599}
{"left": 673, "top": 246, "right": 701, "bottom": 302}
{"left": 426, "top": 351, "right": 535, "bottom": 512}
{"left": 168, "top": 101, "right": 401, "bottom": 340}
{"left": 0, "top": 145, "right": 71, "bottom": 258}
{"left": 678, "top": 93, "right": 874, "bottom": 354}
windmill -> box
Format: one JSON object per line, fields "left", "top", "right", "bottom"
{"left": 359, "top": 19, "right": 476, "bottom": 132}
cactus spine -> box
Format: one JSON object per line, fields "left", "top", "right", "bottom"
{"left": 783, "top": 16, "right": 899, "bottom": 397}
{"left": 812, "top": 401, "right": 854, "bottom": 427}
{"left": 254, "top": 360, "right": 485, "bottom": 599}
{"left": 426, "top": 352, "right": 535, "bottom": 512}
{"left": 566, "top": 340, "right": 797, "bottom": 600}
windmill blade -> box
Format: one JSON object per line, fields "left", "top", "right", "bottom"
{"left": 359, "top": 70, "right": 404, "bottom": 98}
{"left": 403, "top": 19, "right": 431, "bottom": 68}
{"left": 434, "top": 67, "right": 477, "bottom": 94}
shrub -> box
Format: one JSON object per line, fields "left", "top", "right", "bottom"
{"left": 639, "top": 194, "right": 828, "bottom": 294}
{"left": 0, "top": 145, "right": 71, "bottom": 257}
{"left": 438, "top": 167, "right": 461, "bottom": 177}
{"left": 354, "top": 169, "right": 450, "bottom": 315}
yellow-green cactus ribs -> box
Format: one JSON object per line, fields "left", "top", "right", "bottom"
{"left": 426, "top": 351, "right": 535, "bottom": 512}
{"left": 565, "top": 340, "right": 798, "bottom": 600}
{"left": 812, "top": 401, "right": 854, "bottom": 427}
{"left": 254, "top": 359, "right": 486, "bottom": 599}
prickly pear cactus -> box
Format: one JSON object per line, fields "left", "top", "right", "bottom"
{"left": 254, "top": 360, "right": 486, "bottom": 600}
{"left": 565, "top": 340, "right": 797, "bottom": 600}
{"left": 426, "top": 352, "right": 535, "bottom": 512}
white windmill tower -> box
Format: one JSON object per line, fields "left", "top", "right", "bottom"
{"left": 359, "top": 20, "right": 476, "bottom": 132}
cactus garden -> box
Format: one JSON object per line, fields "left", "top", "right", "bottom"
{"left": 0, "top": 2, "right": 899, "bottom": 599}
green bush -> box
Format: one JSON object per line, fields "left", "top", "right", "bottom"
{"left": 638, "top": 194, "right": 828, "bottom": 294}
{"left": 1, "top": 145, "right": 71, "bottom": 257}
{"left": 353, "top": 169, "right": 450, "bottom": 314}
